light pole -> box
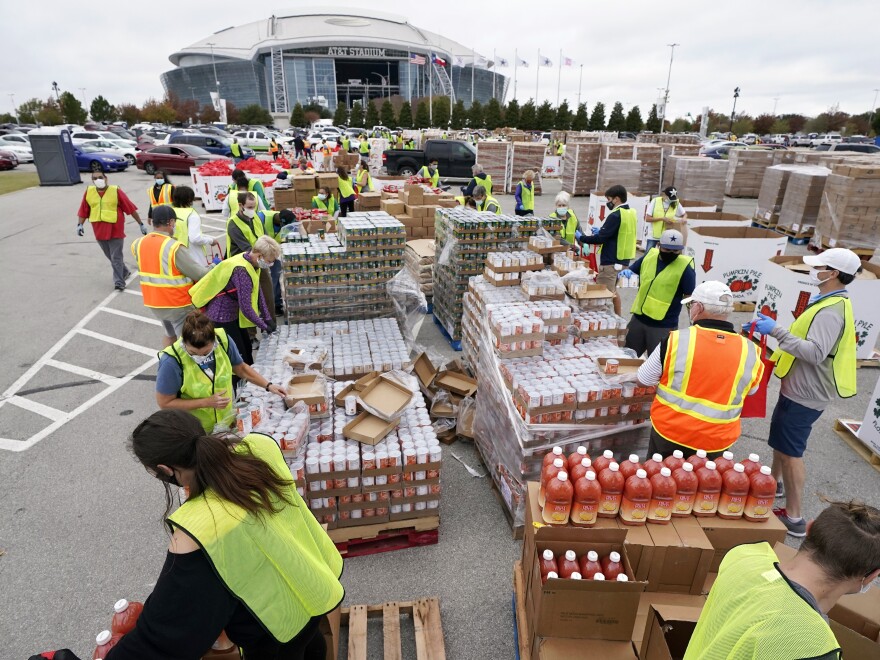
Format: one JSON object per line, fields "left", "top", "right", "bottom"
{"left": 659, "top": 43, "right": 679, "bottom": 134}
{"left": 79, "top": 87, "right": 88, "bottom": 113}
{"left": 729, "top": 87, "right": 740, "bottom": 133}
{"left": 577, "top": 64, "right": 584, "bottom": 107}
{"left": 9, "top": 94, "right": 16, "bottom": 121}
{"left": 51, "top": 81, "right": 60, "bottom": 101}
{"left": 772, "top": 97, "right": 779, "bottom": 116}
{"left": 206, "top": 42, "right": 220, "bottom": 92}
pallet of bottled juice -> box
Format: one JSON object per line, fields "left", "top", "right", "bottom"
{"left": 237, "top": 324, "right": 442, "bottom": 529}
{"left": 281, "top": 212, "right": 405, "bottom": 323}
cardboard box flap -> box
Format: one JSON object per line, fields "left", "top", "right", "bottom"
{"left": 413, "top": 352, "right": 437, "bottom": 390}
{"left": 353, "top": 371, "right": 381, "bottom": 391}
{"left": 691, "top": 226, "right": 785, "bottom": 240}
{"left": 640, "top": 604, "right": 703, "bottom": 660}
{"left": 829, "top": 620, "right": 880, "bottom": 659}
{"left": 434, "top": 370, "right": 477, "bottom": 397}
{"left": 357, "top": 374, "right": 414, "bottom": 421}
{"left": 342, "top": 412, "right": 398, "bottom": 445}
{"left": 406, "top": 239, "right": 436, "bottom": 258}
{"left": 535, "top": 637, "right": 637, "bottom": 659}
{"left": 652, "top": 603, "right": 704, "bottom": 623}
{"left": 526, "top": 482, "right": 629, "bottom": 544}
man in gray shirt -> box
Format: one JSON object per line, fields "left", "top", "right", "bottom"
{"left": 747, "top": 248, "right": 861, "bottom": 537}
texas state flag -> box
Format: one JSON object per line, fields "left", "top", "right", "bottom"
{"left": 432, "top": 54, "right": 447, "bottom": 66}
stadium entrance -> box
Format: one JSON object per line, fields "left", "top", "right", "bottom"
{"left": 335, "top": 59, "right": 401, "bottom": 108}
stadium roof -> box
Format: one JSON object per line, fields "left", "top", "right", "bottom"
{"left": 170, "top": 7, "right": 490, "bottom": 67}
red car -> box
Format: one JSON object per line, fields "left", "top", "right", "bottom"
{"left": 0, "top": 149, "right": 17, "bottom": 170}
{"left": 136, "top": 143, "right": 225, "bottom": 175}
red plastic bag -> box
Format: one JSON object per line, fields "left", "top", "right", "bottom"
{"left": 740, "top": 322, "right": 774, "bottom": 418}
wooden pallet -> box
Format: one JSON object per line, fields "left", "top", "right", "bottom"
{"left": 513, "top": 560, "right": 532, "bottom": 660}
{"left": 733, "top": 301, "right": 756, "bottom": 313}
{"left": 857, "top": 348, "right": 880, "bottom": 369}
{"left": 833, "top": 419, "right": 880, "bottom": 475}
{"left": 808, "top": 240, "right": 875, "bottom": 259}
{"left": 342, "top": 598, "right": 446, "bottom": 660}
{"left": 329, "top": 515, "right": 440, "bottom": 557}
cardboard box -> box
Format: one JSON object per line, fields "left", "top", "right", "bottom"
{"left": 353, "top": 371, "right": 380, "bottom": 391}
{"left": 413, "top": 352, "right": 438, "bottom": 399}
{"left": 533, "top": 636, "right": 637, "bottom": 659}
{"left": 316, "top": 173, "right": 338, "bottom": 190}
{"left": 341, "top": 411, "right": 399, "bottom": 445}
{"left": 356, "top": 374, "right": 414, "bottom": 422}
{"left": 595, "top": 357, "right": 644, "bottom": 376}
{"left": 273, "top": 188, "right": 297, "bottom": 210}
{"left": 684, "top": 226, "right": 788, "bottom": 302}
{"left": 434, "top": 370, "right": 477, "bottom": 397}
{"left": 381, "top": 199, "right": 405, "bottom": 215}
{"left": 830, "top": 620, "right": 880, "bottom": 659}
{"left": 293, "top": 174, "right": 317, "bottom": 191}
{"left": 645, "top": 517, "right": 714, "bottom": 594}
{"left": 684, "top": 211, "right": 752, "bottom": 230}
{"left": 285, "top": 374, "right": 326, "bottom": 406}
{"left": 639, "top": 604, "right": 703, "bottom": 660}
{"left": 697, "top": 514, "right": 788, "bottom": 572}
{"left": 320, "top": 607, "right": 341, "bottom": 660}
{"left": 632, "top": 592, "right": 706, "bottom": 648}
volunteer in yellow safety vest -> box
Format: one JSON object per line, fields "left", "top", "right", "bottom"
{"left": 646, "top": 186, "right": 687, "bottom": 250}
{"left": 337, "top": 167, "right": 356, "bottom": 217}
{"left": 745, "top": 248, "right": 860, "bottom": 538}
{"left": 355, "top": 160, "right": 374, "bottom": 192}
{"left": 147, "top": 170, "right": 174, "bottom": 223}
{"left": 171, "top": 185, "right": 221, "bottom": 266}
{"left": 341, "top": 136, "right": 351, "bottom": 152}
{"left": 638, "top": 280, "right": 764, "bottom": 459}
{"left": 576, "top": 185, "right": 638, "bottom": 315}
{"left": 226, "top": 192, "right": 277, "bottom": 320}
{"left": 620, "top": 229, "right": 696, "bottom": 357}
{"left": 131, "top": 205, "right": 208, "bottom": 347}
{"left": 269, "top": 137, "right": 280, "bottom": 161}
{"left": 115, "top": 406, "right": 343, "bottom": 658}
{"left": 551, "top": 191, "right": 580, "bottom": 245}
{"left": 312, "top": 186, "right": 340, "bottom": 217}
{"left": 472, "top": 185, "right": 501, "bottom": 214}
{"left": 418, "top": 159, "right": 440, "bottom": 187}
{"left": 359, "top": 136, "right": 370, "bottom": 157}
{"left": 684, "top": 499, "right": 880, "bottom": 660}
{"left": 230, "top": 138, "right": 244, "bottom": 164}
{"left": 156, "top": 310, "right": 286, "bottom": 432}
{"left": 222, "top": 169, "right": 268, "bottom": 218}
{"left": 461, "top": 163, "right": 492, "bottom": 197}
{"left": 514, "top": 170, "right": 535, "bottom": 216}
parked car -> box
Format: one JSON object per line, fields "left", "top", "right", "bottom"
{"left": 0, "top": 149, "right": 18, "bottom": 170}
{"left": 790, "top": 134, "right": 816, "bottom": 147}
{"left": 0, "top": 136, "right": 34, "bottom": 162}
{"left": 812, "top": 133, "right": 843, "bottom": 147}
{"left": 814, "top": 142, "right": 880, "bottom": 154}
{"left": 81, "top": 139, "right": 137, "bottom": 166}
{"left": 72, "top": 145, "right": 129, "bottom": 172}
{"left": 699, "top": 142, "right": 746, "bottom": 159}
{"left": 232, "top": 129, "right": 292, "bottom": 151}
{"left": 168, "top": 132, "right": 255, "bottom": 158}
{"left": 0, "top": 133, "right": 30, "bottom": 146}
{"left": 135, "top": 143, "right": 225, "bottom": 174}
{"left": 382, "top": 139, "right": 476, "bottom": 179}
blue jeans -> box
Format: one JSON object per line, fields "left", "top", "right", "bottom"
{"left": 645, "top": 239, "right": 659, "bottom": 250}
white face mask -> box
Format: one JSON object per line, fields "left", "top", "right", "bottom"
{"left": 556, "top": 207, "right": 568, "bottom": 215}
{"left": 318, "top": 194, "right": 327, "bottom": 201}
{"left": 256, "top": 257, "right": 272, "bottom": 269}
{"left": 155, "top": 179, "right": 165, "bottom": 186}
{"left": 93, "top": 178, "right": 106, "bottom": 189}
{"left": 242, "top": 208, "right": 255, "bottom": 218}
{"left": 808, "top": 268, "right": 831, "bottom": 285}
{"left": 187, "top": 345, "right": 215, "bottom": 366}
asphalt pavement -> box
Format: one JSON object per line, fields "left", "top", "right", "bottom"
{"left": 0, "top": 163, "right": 878, "bottom": 659}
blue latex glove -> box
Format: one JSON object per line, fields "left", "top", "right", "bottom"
{"left": 76, "top": 223, "right": 85, "bottom": 237}
{"left": 743, "top": 313, "right": 776, "bottom": 335}
{"left": 620, "top": 268, "right": 634, "bottom": 279}
{"left": 574, "top": 228, "right": 583, "bottom": 242}
{"left": 140, "top": 224, "right": 148, "bottom": 235}
{"left": 591, "top": 226, "right": 600, "bottom": 235}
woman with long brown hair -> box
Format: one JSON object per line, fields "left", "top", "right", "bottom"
{"left": 104, "top": 410, "right": 344, "bottom": 659}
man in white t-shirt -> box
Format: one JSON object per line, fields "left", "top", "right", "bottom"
{"left": 646, "top": 186, "right": 687, "bottom": 250}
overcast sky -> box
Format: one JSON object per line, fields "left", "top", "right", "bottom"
{"left": 5, "top": 0, "right": 878, "bottom": 120}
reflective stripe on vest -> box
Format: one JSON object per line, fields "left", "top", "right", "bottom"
{"left": 616, "top": 207, "right": 638, "bottom": 261}
{"left": 312, "top": 195, "right": 338, "bottom": 214}
{"left": 478, "top": 196, "right": 501, "bottom": 215}
{"left": 189, "top": 253, "right": 261, "bottom": 328}
{"left": 683, "top": 543, "right": 841, "bottom": 660}
{"left": 85, "top": 185, "right": 119, "bottom": 223}
{"left": 474, "top": 173, "right": 493, "bottom": 195}
{"left": 772, "top": 295, "right": 857, "bottom": 398}
{"left": 419, "top": 166, "right": 439, "bottom": 187}
{"left": 631, "top": 249, "right": 693, "bottom": 320}
{"left": 651, "top": 197, "right": 677, "bottom": 239}
{"left": 226, "top": 213, "right": 265, "bottom": 257}
{"left": 149, "top": 183, "right": 173, "bottom": 207}
{"left": 650, "top": 325, "right": 764, "bottom": 452}
{"left": 519, "top": 182, "right": 535, "bottom": 211}
{"left": 337, "top": 176, "right": 355, "bottom": 198}
{"left": 159, "top": 329, "right": 234, "bottom": 431}
{"left": 167, "top": 433, "right": 344, "bottom": 642}
{"left": 131, "top": 233, "right": 193, "bottom": 308}
{"left": 552, "top": 210, "right": 580, "bottom": 244}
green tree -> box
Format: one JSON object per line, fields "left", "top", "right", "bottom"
{"left": 397, "top": 101, "right": 413, "bottom": 129}
{"left": 504, "top": 99, "right": 520, "bottom": 128}
{"left": 484, "top": 98, "right": 503, "bottom": 131}
{"left": 17, "top": 98, "right": 43, "bottom": 124}
{"left": 238, "top": 104, "right": 273, "bottom": 125}
{"left": 536, "top": 101, "right": 555, "bottom": 130}
{"left": 225, "top": 101, "right": 240, "bottom": 125}
{"left": 555, "top": 99, "right": 573, "bottom": 131}
{"left": 432, "top": 97, "right": 451, "bottom": 127}
{"left": 588, "top": 102, "right": 606, "bottom": 130}
{"left": 450, "top": 100, "right": 467, "bottom": 130}
{"left": 414, "top": 100, "right": 431, "bottom": 129}
{"left": 783, "top": 113, "right": 807, "bottom": 134}
{"left": 58, "top": 91, "right": 87, "bottom": 124}
{"left": 290, "top": 102, "right": 306, "bottom": 127}
{"left": 519, "top": 100, "right": 537, "bottom": 130}
{"left": 89, "top": 95, "right": 116, "bottom": 122}
{"left": 731, "top": 116, "right": 754, "bottom": 136}
{"left": 380, "top": 100, "right": 396, "bottom": 127}
{"left": 117, "top": 103, "right": 142, "bottom": 126}
{"left": 348, "top": 101, "right": 365, "bottom": 128}
{"left": 571, "top": 102, "right": 589, "bottom": 131}
{"left": 140, "top": 98, "right": 176, "bottom": 124}
{"left": 624, "top": 106, "right": 643, "bottom": 132}
{"left": 36, "top": 98, "right": 63, "bottom": 125}
{"left": 606, "top": 102, "right": 625, "bottom": 131}
{"left": 752, "top": 113, "right": 775, "bottom": 136}
{"left": 770, "top": 118, "right": 790, "bottom": 135}
{"left": 645, "top": 104, "right": 661, "bottom": 133}
{"left": 467, "top": 100, "right": 484, "bottom": 129}
{"left": 333, "top": 103, "right": 348, "bottom": 126}
{"left": 669, "top": 117, "right": 690, "bottom": 133}
{"left": 872, "top": 109, "right": 880, "bottom": 136}
{"left": 0, "top": 113, "right": 15, "bottom": 123}
{"left": 365, "top": 100, "right": 380, "bottom": 128}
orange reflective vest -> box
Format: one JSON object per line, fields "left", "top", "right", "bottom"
{"left": 650, "top": 325, "right": 764, "bottom": 452}
{"left": 131, "top": 232, "right": 194, "bottom": 308}
{"left": 149, "top": 183, "right": 173, "bottom": 208}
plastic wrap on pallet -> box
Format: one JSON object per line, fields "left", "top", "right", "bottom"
{"left": 471, "top": 314, "right": 649, "bottom": 527}
{"left": 387, "top": 268, "right": 428, "bottom": 353}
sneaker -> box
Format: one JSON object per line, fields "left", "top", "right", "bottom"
{"left": 115, "top": 284, "right": 126, "bottom": 291}
{"left": 775, "top": 481, "right": 785, "bottom": 499}
{"left": 777, "top": 512, "right": 807, "bottom": 538}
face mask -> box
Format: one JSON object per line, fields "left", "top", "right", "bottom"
{"left": 859, "top": 578, "right": 874, "bottom": 595}
{"left": 155, "top": 179, "right": 165, "bottom": 186}
{"left": 606, "top": 200, "right": 615, "bottom": 210}
{"left": 556, "top": 207, "right": 568, "bottom": 215}
{"left": 94, "top": 178, "right": 106, "bottom": 189}
{"left": 164, "top": 471, "right": 181, "bottom": 487}
{"left": 318, "top": 193, "right": 327, "bottom": 201}
{"left": 187, "top": 346, "right": 214, "bottom": 366}
{"left": 257, "top": 257, "right": 272, "bottom": 269}
{"left": 659, "top": 250, "right": 679, "bottom": 264}
{"left": 808, "top": 268, "right": 831, "bottom": 285}
{"left": 242, "top": 208, "right": 255, "bottom": 218}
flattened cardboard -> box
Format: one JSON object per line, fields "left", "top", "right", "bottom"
{"left": 639, "top": 604, "right": 703, "bottom": 660}
{"left": 568, "top": 283, "right": 615, "bottom": 301}
{"left": 534, "top": 636, "right": 637, "bottom": 659}
{"left": 698, "top": 514, "right": 787, "bottom": 571}
{"left": 434, "top": 370, "right": 477, "bottom": 397}
{"left": 286, "top": 374, "right": 326, "bottom": 405}
{"left": 413, "top": 352, "right": 437, "bottom": 392}
{"left": 341, "top": 412, "right": 399, "bottom": 445}
{"left": 357, "top": 374, "right": 414, "bottom": 421}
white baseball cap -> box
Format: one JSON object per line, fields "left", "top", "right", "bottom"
{"left": 681, "top": 281, "right": 733, "bottom": 306}
{"left": 802, "top": 248, "right": 862, "bottom": 276}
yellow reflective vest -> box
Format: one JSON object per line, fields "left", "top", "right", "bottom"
{"left": 312, "top": 195, "right": 339, "bottom": 215}
{"left": 615, "top": 207, "right": 638, "bottom": 261}
{"left": 631, "top": 249, "right": 694, "bottom": 320}
{"left": 772, "top": 294, "right": 857, "bottom": 398}
{"left": 190, "top": 253, "right": 261, "bottom": 328}
{"left": 85, "top": 185, "right": 119, "bottom": 223}
{"left": 551, "top": 210, "right": 579, "bottom": 244}
{"left": 159, "top": 328, "right": 234, "bottom": 432}
{"left": 167, "top": 433, "right": 344, "bottom": 642}
{"left": 518, "top": 181, "right": 535, "bottom": 211}
{"left": 650, "top": 197, "right": 678, "bottom": 239}
{"left": 227, "top": 179, "right": 262, "bottom": 218}
{"left": 337, "top": 176, "right": 355, "bottom": 199}
{"left": 418, "top": 166, "right": 440, "bottom": 187}
{"left": 474, "top": 173, "right": 493, "bottom": 195}
{"left": 477, "top": 195, "right": 501, "bottom": 215}
{"left": 149, "top": 183, "right": 173, "bottom": 208}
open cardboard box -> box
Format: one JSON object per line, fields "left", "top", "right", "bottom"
{"left": 413, "top": 352, "right": 438, "bottom": 400}
{"left": 567, "top": 283, "right": 615, "bottom": 302}
{"left": 357, "top": 374, "right": 414, "bottom": 422}
{"left": 595, "top": 357, "right": 644, "bottom": 376}
{"left": 697, "top": 514, "right": 787, "bottom": 571}
{"left": 341, "top": 412, "right": 399, "bottom": 445}
{"left": 434, "top": 369, "right": 477, "bottom": 397}
{"left": 353, "top": 371, "right": 381, "bottom": 392}
{"left": 286, "top": 373, "right": 326, "bottom": 406}
{"left": 334, "top": 383, "right": 357, "bottom": 408}
{"left": 639, "top": 603, "right": 703, "bottom": 660}
{"left": 632, "top": 592, "right": 706, "bottom": 649}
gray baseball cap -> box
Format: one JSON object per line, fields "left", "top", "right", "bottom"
{"left": 659, "top": 229, "right": 685, "bottom": 250}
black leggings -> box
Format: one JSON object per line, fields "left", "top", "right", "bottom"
{"left": 339, "top": 196, "right": 356, "bottom": 217}
{"left": 242, "top": 616, "right": 326, "bottom": 660}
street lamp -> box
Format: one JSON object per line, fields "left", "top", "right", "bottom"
{"left": 729, "top": 87, "right": 740, "bottom": 133}
{"left": 659, "top": 43, "right": 679, "bottom": 134}
{"left": 206, "top": 42, "right": 220, "bottom": 92}
{"left": 51, "top": 81, "right": 60, "bottom": 100}
{"left": 772, "top": 97, "right": 779, "bottom": 116}
{"left": 79, "top": 88, "right": 88, "bottom": 113}
{"left": 370, "top": 73, "right": 386, "bottom": 98}
{"left": 9, "top": 94, "right": 16, "bottom": 121}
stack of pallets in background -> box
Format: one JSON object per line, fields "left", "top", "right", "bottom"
{"left": 637, "top": 133, "right": 701, "bottom": 144}
{"left": 776, "top": 166, "right": 831, "bottom": 238}
{"left": 561, "top": 141, "right": 602, "bottom": 196}
{"left": 635, "top": 143, "right": 663, "bottom": 193}
{"left": 404, "top": 239, "right": 435, "bottom": 305}
{"left": 754, "top": 164, "right": 801, "bottom": 226}
{"left": 660, "top": 146, "right": 702, "bottom": 188}
{"left": 725, "top": 149, "right": 776, "bottom": 198}
{"left": 510, "top": 142, "right": 546, "bottom": 196}
{"left": 667, "top": 157, "right": 729, "bottom": 208}
{"left": 814, "top": 162, "right": 880, "bottom": 253}
{"left": 475, "top": 141, "right": 512, "bottom": 194}
{"left": 597, "top": 159, "right": 642, "bottom": 192}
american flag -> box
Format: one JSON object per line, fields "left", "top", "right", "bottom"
{"left": 409, "top": 53, "right": 426, "bottom": 65}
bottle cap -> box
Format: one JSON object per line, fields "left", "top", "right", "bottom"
{"left": 705, "top": 461, "right": 717, "bottom": 470}
{"left": 557, "top": 472, "right": 569, "bottom": 482}
{"left": 635, "top": 469, "right": 647, "bottom": 479}
{"left": 587, "top": 550, "right": 599, "bottom": 561}
{"left": 609, "top": 462, "right": 619, "bottom": 472}
{"left": 628, "top": 454, "right": 639, "bottom": 463}
{"left": 552, "top": 446, "right": 563, "bottom": 455}
{"left": 547, "top": 571, "right": 558, "bottom": 579}
{"left": 576, "top": 446, "right": 587, "bottom": 456}
{"left": 733, "top": 463, "right": 745, "bottom": 473}
{"left": 585, "top": 471, "right": 596, "bottom": 481}
{"left": 609, "top": 551, "right": 621, "bottom": 562}
{"left": 660, "top": 467, "right": 671, "bottom": 477}
{"left": 594, "top": 573, "right": 606, "bottom": 581}
{"left": 603, "top": 450, "right": 614, "bottom": 459}
{"left": 113, "top": 599, "right": 129, "bottom": 613}
{"left": 616, "top": 574, "right": 629, "bottom": 582}
{"left": 760, "top": 465, "right": 772, "bottom": 475}
{"left": 749, "top": 453, "right": 760, "bottom": 462}
{"left": 723, "top": 451, "right": 734, "bottom": 460}
{"left": 673, "top": 450, "right": 684, "bottom": 459}
{"left": 652, "top": 453, "right": 663, "bottom": 462}
{"left": 682, "top": 462, "right": 694, "bottom": 472}
{"left": 570, "top": 572, "right": 582, "bottom": 580}
{"left": 581, "top": 457, "right": 592, "bottom": 468}
{"left": 565, "top": 550, "right": 576, "bottom": 561}
{"left": 96, "top": 631, "right": 112, "bottom": 645}
{"left": 543, "top": 549, "right": 554, "bottom": 561}
{"left": 696, "top": 449, "right": 707, "bottom": 458}
{"left": 553, "top": 458, "right": 565, "bottom": 468}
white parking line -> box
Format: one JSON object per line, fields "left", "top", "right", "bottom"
{"left": 124, "top": 289, "right": 143, "bottom": 297}
{"left": 77, "top": 329, "right": 157, "bottom": 356}
{"left": 44, "top": 359, "right": 121, "bottom": 386}
{"left": 98, "top": 306, "right": 162, "bottom": 326}
{"left": 7, "top": 395, "right": 66, "bottom": 422}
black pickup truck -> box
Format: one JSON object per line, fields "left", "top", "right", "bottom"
{"left": 382, "top": 139, "right": 476, "bottom": 179}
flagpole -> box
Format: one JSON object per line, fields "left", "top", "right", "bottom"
{"left": 577, "top": 64, "right": 583, "bottom": 107}
{"left": 536, "top": 49, "right": 541, "bottom": 103}
{"left": 493, "top": 49, "right": 497, "bottom": 100}
{"left": 514, "top": 48, "right": 518, "bottom": 100}
{"left": 471, "top": 49, "right": 475, "bottom": 105}
{"left": 429, "top": 56, "right": 433, "bottom": 125}
{"left": 556, "top": 49, "right": 562, "bottom": 107}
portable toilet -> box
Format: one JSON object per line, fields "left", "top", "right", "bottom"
{"left": 29, "top": 127, "right": 81, "bottom": 186}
